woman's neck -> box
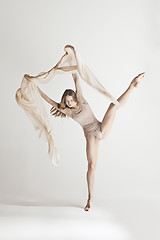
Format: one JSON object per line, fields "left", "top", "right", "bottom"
{"left": 71, "top": 101, "right": 82, "bottom": 113}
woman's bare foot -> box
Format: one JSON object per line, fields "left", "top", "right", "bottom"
{"left": 130, "top": 72, "right": 145, "bottom": 88}
{"left": 84, "top": 197, "right": 93, "bottom": 211}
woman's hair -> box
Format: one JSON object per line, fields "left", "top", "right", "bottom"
{"left": 50, "top": 89, "right": 77, "bottom": 118}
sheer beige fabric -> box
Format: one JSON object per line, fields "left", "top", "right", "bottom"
{"left": 15, "top": 44, "right": 119, "bottom": 166}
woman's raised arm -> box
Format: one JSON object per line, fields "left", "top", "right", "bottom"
{"left": 72, "top": 73, "right": 87, "bottom": 103}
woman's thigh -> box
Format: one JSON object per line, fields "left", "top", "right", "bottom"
{"left": 85, "top": 134, "right": 99, "bottom": 166}
{"left": 100, "top": 103, "right": 118, "bottom": 139}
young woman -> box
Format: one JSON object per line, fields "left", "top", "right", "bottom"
{"left": 38, "top": 71, "right": 145, "bottom": 211}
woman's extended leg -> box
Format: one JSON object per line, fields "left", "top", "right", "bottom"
{"left": 100, "top": 72, "right": 145, "bottom": 139}
{"left": 84, "top": 134, "right": 99, "bottom": 211}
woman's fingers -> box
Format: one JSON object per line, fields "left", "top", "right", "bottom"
{"left": 50, "top": 107, "right": 54, "bottom": 113}
{"left": 50, "top": 106, "right": 56, "bottom": 114}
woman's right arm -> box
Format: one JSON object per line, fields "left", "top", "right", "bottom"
{"left": 37, "top": 87, "right": 58, "bottom": 108}
{"left": 37, "top": 87, "right": 72, "bottom": 118}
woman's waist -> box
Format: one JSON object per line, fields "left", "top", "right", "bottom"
{"left": 82, "top": 121, "right": 101, "bottom": 132}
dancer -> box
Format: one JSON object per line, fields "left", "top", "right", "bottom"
{"left": 16, "top": 45, "right": 119, "bottom": 166}
{"left": 38, "top": 71, "right": 145, "bottom": 211}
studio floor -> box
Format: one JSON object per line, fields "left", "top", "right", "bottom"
{"left": 0, "top": 197, "right": 159, "bottom": 240}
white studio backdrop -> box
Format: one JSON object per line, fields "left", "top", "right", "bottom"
{"left": 0, "top": 0, "right": 160, "bottom": 205}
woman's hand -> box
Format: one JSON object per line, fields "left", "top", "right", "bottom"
{"left": 50, "top": 106, "right": 56, "bottom": 114}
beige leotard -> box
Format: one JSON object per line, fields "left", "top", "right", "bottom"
{"left": 71, "top": 102, "right": 103, "bottom": 140}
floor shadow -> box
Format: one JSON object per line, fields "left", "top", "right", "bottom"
{"left": 0, "top": 199, "right": 83, "bottom": 209}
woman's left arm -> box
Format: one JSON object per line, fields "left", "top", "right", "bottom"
{"left": 72, "top": 73, "right": 87, "bottom": 103}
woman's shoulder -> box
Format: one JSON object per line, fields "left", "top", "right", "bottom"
{"left": 59, "top": 107, "right": 72, "bottom": 118}
{"left": 77, "top": 95, "right": 88, "bottom": 105}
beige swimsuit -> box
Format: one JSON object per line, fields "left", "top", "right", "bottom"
{"left": 71, "top": 102, "right": 103, "bottom": 140}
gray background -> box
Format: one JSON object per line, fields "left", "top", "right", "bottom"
{"left": 0, "top": 0, "right": 159, "bottom": 208}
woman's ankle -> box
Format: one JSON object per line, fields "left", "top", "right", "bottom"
{"left": 88, "top": 195, "right": 93, "bottom": 201}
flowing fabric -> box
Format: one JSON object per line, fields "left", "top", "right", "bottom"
{"left": 15, "top": 44, "right": 119, "bottom": 166}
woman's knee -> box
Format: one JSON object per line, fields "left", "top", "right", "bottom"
{"left": 88, "top": 162, "right": 96, "bottom": 171}
{"left": 109, "top": 102, "right": 119, "bottom": 110}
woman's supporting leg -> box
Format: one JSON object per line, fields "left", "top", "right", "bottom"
{"left": 84, "top": 135, "right": 99, "bottom": 211}
{"left": 100, "top": 72, "right": 145, "bottom": 139}
{"left": 83, "top": 72, "right": 145, "bottom": 211}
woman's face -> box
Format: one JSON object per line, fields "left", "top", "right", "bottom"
{"left": 65, "top": 95, "right": 77, "bottom": 108}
